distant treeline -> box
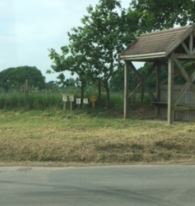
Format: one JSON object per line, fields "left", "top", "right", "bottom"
{"left": 0, "top": 66, "right": 45, "bottom": 91}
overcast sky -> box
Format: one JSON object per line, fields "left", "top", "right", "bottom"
{"left": 0, "top": 0, "right": 131, "bottom": 81}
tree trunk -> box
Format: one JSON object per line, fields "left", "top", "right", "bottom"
{"left": 80, "top": 82, "right": 85, "bottom": 108}
{"left": 98, "top": 79, "right": 102, "bottom": 100}
{"left": 104, "top": 81, "right": 110, "bottom": 107}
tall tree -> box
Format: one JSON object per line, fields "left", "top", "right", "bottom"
{"left": 79, "top": 0, "right": 139, "bottom": 106}
{"left": 49, "top": 0, "right": 139, "bottom": 107}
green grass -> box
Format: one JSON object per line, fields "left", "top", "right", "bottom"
{"left": 0, "top": 90, "right": 124, "bottom": 111}
{"left": 0, "top": 91, "right": 63, "bottom": 110}
{"left": 0, "top": 90, "right": 152, "bottom": 114}
{"left": 0, "top": 110, "right": 195, "bottom": 164}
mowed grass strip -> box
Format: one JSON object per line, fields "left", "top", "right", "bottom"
{"left": 0, "top": 110, "right": 195, "bottom": 163}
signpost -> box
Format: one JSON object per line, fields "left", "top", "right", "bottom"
{"left": 62, "top": 95, "right": 74, "bottom": 111}
{"left": 62, "top": 95, "right": 68, "bottom": 110}
{"left": 83, "top": 98, "right": 89, "bottom": 105}
{"left": 69, "top": 95, "right": 74, "bottom": 111}
{"left": 62, "top": 95, "right": 97, "bottom": 110}
{"left": 76, "top": 98, "right": 81, "bottom": 106}
{"left": 89, "top": 96, "right": 97, "bottom": 108}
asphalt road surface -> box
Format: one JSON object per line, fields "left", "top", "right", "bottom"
{"left": 0, "top": 165, "right": 195, "bottom": 206}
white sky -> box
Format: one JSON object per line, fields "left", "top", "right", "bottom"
{"left": 0, "top": 0, "right": 131, "bottom": 81}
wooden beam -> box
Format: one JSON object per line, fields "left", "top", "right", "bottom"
{"left": 167, "top": 57, "right": 174, "bottom": 125}
{"left": 128, "top": 81, "right": 142, "bottom": 98}
{"left": 129, "top": 62, "right": 142, "bottom": 80}
{"left": 190, "top": 34, "right": 194, "bottom": 54}
{"left": 174, "top": 54, "right": 195, "bottom": 59}
{"left": 124, "top": 61, "right": 129, "bottom": 119}
{"left": 130, "top": 62, "right": 157, "bottom": 89}
{"left": 173, "top": 54, "right": 195, "bottom": 106}
{"left": 129, "top": 61, "right": 156, "bottom": 80}
{"left": 182, "top": 42, "right": 190, "bottom": 54}
{"left": 175, "top": 105, "right": 195, "bottom": 111}
{"left": 173, "top": 57, "right": 191, "bottom": 82}
{"left": 128, "top": 62, "right": 156, "bottom": 103}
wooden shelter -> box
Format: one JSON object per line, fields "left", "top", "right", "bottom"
{"left": 121, "top": 25, "right": 195, "bottom": 124}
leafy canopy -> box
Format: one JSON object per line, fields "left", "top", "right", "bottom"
{"left": 132, "top": 0, "right": 195, "bottom": 31}
{"left": 0, "top": 66, "right": 45, "bottom": 91}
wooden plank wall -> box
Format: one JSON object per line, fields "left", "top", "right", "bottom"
{"left": 160, "top": 85, "right": 195, "bottom": 121}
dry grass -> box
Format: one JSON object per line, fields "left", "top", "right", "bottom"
{"left": 0, "top": 110, "right": 195, "bottom": 163}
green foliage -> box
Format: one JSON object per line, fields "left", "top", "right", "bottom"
{"left": 110, "top": 67, "right": 124, "bottom": 91}
{"left": 57, "top": 73, "right": 66, "bottom": 87}
{"left": 49, "top": 0, "right": 195, "bottom": 110}
{"left": 131, "top": 0, "right": 195, "bottom": 31}
{"left": 49, "top": 37, "right": 92, "bottom": 105}
{"left": 0, "top": 66, "right": 45, "bottom": 91}
{"left": 49, "top": 0, "right": 139, "bottom": 107}
{"left": 0, "top": 91, "right": 62, "bottom": 110}
{"left": 79, "top": 0, "right": 139, "bottom": 104}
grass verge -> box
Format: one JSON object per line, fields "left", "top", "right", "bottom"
{"left": 0, "top": 110, "right": 195, "bottom": 164}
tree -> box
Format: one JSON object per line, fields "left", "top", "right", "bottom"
{"left": 49, "top": 43, "right": 92, "bottom": 107}
{"left": 84, "top": 0, "right": 123, "bottom": 105}
{"left": 0, "top": 66, "right": 45, "bottom": 91}
{"left": 78, "top": 0, "right": 139, "bottom": 106}
{"left": 49, "top": 0, "right": 140, "bottom": 107}
{"left": 131, "top": 0, "right": 195, "bottom": 32}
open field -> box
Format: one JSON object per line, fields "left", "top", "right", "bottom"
{"left": 0, "top": 110, "right": 195, "bottom": 164}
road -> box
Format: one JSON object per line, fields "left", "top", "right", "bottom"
{"left": 0, "top": 165, "right": 194, "bottom": 206}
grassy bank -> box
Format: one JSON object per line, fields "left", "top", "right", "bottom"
{"left": 0, "top": 110, "right": 195, "bottom": 164}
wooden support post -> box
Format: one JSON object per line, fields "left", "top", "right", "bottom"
{"left": 190, "top": 34, "right": 193, "bottom": 54}
{"left": 167, "top": 57, "right": 174, "bottom": 125}
{"left": 156, "top": 63, "right": 161, "bottom": 116}
{"left": 124, "top": 61, "right": 129, "bottom": 119}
